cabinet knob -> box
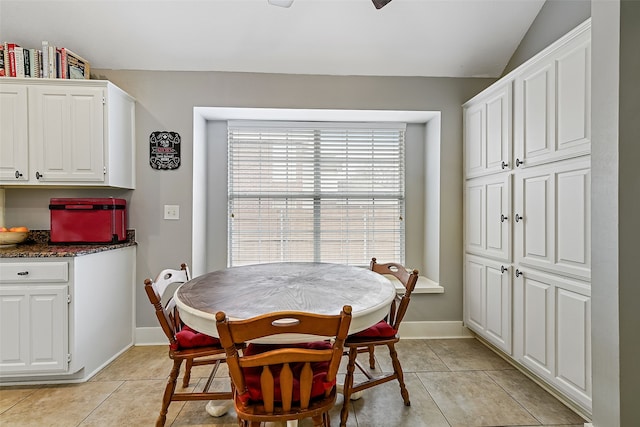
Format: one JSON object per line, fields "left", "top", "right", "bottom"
{"left": 501, "top": 214, "right": 508, "bottom": 223}
{"left": 501, "top": 265, "right": 508, "bottom": 274}
{"left": 15, "top": 170, "right": 23, "bottom": 179}
{"left": 515, "top": 269, "right": 523, "bottom": 278}
{"left": 17, "top": 271, "right": 29, "bottom": 276}
{"left": 515, "top": 158, "right": 524, "bottom": 167}
{"left": 501, "top": 161, "right": 508, "bottom": 170}
{"left": 36, "top": 171, "right": 43, "bottom": 180}
{"left": 515, "top": 213, "right": 523, "bottom": 222}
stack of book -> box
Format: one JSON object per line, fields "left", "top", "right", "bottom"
{"left": 1, "top": 41, "right": 90, "bottom": 79}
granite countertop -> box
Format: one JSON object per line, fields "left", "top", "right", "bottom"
{"left": 0, "top": 230, "right": 137, "bottom": 258}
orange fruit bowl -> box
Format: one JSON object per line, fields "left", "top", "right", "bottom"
{"left": 0, "top": 231, "right": 29, "bottom": 246}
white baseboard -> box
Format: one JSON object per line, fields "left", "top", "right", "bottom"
{"left": 134, "top": 321, "right": 473, "bottom": 345}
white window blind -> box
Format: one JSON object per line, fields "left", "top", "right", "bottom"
{"left": 227, "top": 121, "right": 406, "bottom": 267}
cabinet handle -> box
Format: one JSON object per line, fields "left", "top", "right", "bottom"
{"left": 515, "top": 269, "right": 523, "bottom": 278}
{"left": 501, "top": 265, "right": 508, "bottom": 274}
{"left": 501, "top": 214, "right": 508, "bottom": 223}
{"left": 515, "top": 213, "right": 523, "bottom": 222}
{"left": 515, "top": 158, "right": 524, "bottom": 167}
{"left": 15, "top": 170, "right": 23, "bottom": 179}
{"left": 17, "top": 271, "right": 29, "bottom": 276}
{"left": 36, "top": 171, "right": 43, "bottom": 180}
{"left": 501, "top": 161, "right": 508, "bottom": 170}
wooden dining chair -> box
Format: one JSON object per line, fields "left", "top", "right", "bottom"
{"left": 144, "top": 263, "right": 232, "bottom": 427}
{"left": 339, "top": 257, "right": 419, "bottom": 427}
{"left": 215, "top": 305, "right": 353, "bottom": 427}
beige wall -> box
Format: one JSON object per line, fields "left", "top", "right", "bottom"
{"left": 3, "top": 71, "right": 492, "bottom": 328}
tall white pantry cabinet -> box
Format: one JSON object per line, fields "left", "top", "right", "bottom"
{"left": 463, "top": 20, "right": 592, "bottom": 415}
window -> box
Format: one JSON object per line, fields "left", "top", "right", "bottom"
{"left": 227, "top": 121, "right": 406, "bottom": 267}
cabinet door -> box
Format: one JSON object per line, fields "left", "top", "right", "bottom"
{"left": 28, "top": 85, "right": 105, "bottom": 183}
{"left": 0, "top": 285, "right": 69, "bottom": 374}
{"left": 464, "top": 82, "right": 512, "bottom": 178}
{"left": 464, "top": 102, "right": 485, "bottom": 177}
{"left": 513, "top": 27, "right": 590, "bottom": 169}
{"left": 513, "top": 267, "right": 591, "bottom": 409}
{"left": 0, "top": 83, "right": 29, "bottom": 182}
{"left": 514, "top": 158, "right": 590, "bottom": 280}
{"left": 464, "top": 255, "right": 512, "bottom": 354}
{"left": 465, "top": 173, "right": 511, "bottom": 262}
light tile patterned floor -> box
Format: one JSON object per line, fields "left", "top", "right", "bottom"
{"left": 0, "top": 338, "right": 588, "bottom": 427}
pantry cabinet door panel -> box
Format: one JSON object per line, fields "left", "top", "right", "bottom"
{"left": 556, "top": 288, "right": 591, "bottom": 397}
{"left": 464, "top": 258, "right": 485, "bottom": 332}
{"left": 485, "top": 264, "right": 511, "bottom": 352}
{"left": 485, "top": 176, "right": 511, "bottom": 261}
{"left": 515, "top": 62, "right": 555, "bottom": 168}
{"left": 556, "top": 32, "right": 591, "bottom": 155}
{"left": 516, "top": 171, "right": 553, "bottom": 268}
{"left": 465, "top": 182, "right": 485, "bottom": 254}
{"left": 464, "top": 103, "right": 485, "bottom": 177}
{"left": 485, "top": 84, "right": 512, "bottom": 173}
{"left": 556, "top": 165, "right": 591, "bottom": 279}
{"left": 522, "top": 277, "right": 553, "bottom": 377}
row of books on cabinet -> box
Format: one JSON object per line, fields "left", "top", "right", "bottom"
{"left": 0, "top": 41, "right": 90, "bottom": 79}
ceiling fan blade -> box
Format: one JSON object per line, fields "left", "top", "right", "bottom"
{"left": 372, "top": 0, "right": 392, "bottom": 9}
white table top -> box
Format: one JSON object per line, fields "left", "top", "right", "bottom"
{"left": 174, "top": 262, "right": 396, "bottom": 343}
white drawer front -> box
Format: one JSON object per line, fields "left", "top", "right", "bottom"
{"left": 0, "top": 262, "right": 69, "bottom": 283}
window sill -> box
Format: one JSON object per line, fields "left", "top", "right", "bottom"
{"left": 385, "top": 275, "right": 444, "bottom": 294}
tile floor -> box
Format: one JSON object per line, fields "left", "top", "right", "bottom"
{"left": 0, "top": 338, "right": 588, "bottom": 427}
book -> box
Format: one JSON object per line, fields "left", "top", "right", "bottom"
{"left": 5, "top": 43, "right": 19, "bottom": 77}
{"left": 14, "top": 46, "right": 25, "bottom": 77}
{"left": 58, "top": 47, "right": 66, "bottom": 79}
{"left": 0, "top": 44, "right": 5, "bottom": 77}
{"left": 41, "top": 41, "right": 56, "bottom": 78}
{"left": 64, "top": 48, "right": 90, "bottom": 79}
{"left": 22, "top": 47, "right": 30, "bottom": 77}
{"left": 41, "top": 41, "right": 49, "bottom": 78}
{"left": 31, "top": 49, "right": 42, "bottom": 78}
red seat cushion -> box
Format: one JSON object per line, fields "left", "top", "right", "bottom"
{"left": 352, "top": 320, "right": 398, "bottom": 338}
{"left": 171, "top": 325, "right": 220, "bottom": 350}
{"left": 238, "top": 341, "right": 335, "bottom": 404}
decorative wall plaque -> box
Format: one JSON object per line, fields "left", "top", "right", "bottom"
{"left": 149, "top": 131, "right": 181, "bottom": 170}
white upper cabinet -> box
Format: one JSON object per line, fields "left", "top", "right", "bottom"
{"left": 464, "top": 81, "right": 512, "bottom": 178}
{"left": 513, "top": 23, "right": 591, "bottom": 169}
{"left": 0, "top": 79, "right": 135, "bottom": 189}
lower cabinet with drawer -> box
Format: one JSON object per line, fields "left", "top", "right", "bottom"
{"left": 0, "top": 246, "right": 135, "bottom": 383}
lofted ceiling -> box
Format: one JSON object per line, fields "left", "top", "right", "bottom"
{"left": 0, "top": 0, "right": 545, "bottom": 78}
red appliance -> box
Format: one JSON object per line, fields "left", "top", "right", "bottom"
{"left": 49, "top": 198, "right": 127, "bottom": 244}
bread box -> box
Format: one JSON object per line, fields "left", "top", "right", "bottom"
{"left": 49, "top": 198, "right": 127, "bottom": 244}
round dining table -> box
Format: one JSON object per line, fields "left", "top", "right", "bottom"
{"left": 174, "top": 262, "right": 397, "bottom": 343}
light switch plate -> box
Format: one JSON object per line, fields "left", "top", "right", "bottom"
{"left": 164, "top": 204, "right": 180, "bottom": 220}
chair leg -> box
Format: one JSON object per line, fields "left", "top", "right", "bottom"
{"left": 340, "top": 347, "right": 359, "bottom": 427}
{"left": 157, "top": 359, "right": 182, "bottom": 427}
{"left": 367, "top": 344, "right": 375, "bottom": 369}
{"left": 183, "top": 358, "right": 193, "bottom": 388}
{"left": 312, "top": 413, "right": 324, "bottom": 426}
{"left": 388, "top": 342, "right": 410, "bottom": 406}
